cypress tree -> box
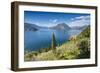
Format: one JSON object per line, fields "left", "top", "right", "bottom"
{"left": 51, "top": 33, "right": 56, "bottom": 50}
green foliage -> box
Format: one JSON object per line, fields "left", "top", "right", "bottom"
{"left": 55, "top": 47, "right": 79, "bottom": 60}
{"left": 38, "top": 47, "right": 51, "bottom": 53}
{"left": 70, "top": 35, "right": 77, "bottom": 41}
{"left": 76, "top": 26, "right": 90, "bottom": 58}
{"left": 78, "top": 26, "right": 90, "bottom": 39}
{"left": 24, "top": 51, "right": 38, "bottom": 61}
{"left": 51, "top": 33, "right": 57, "bottom": 50}
{"left": 77, "top": 38, "right": 90, "bottom": 58}
{"left": 77, "top": 38, "right": 90, "bottom": 53}
{"left": 36, "top": 50, "right": 58, "bottom": 60}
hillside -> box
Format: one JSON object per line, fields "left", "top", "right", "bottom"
{"left": 77, "top": 25, "right": 90, "bottom": 38}
{"left": 24, "top": 23, "right": 38, "bottom": 31}
{"left": 24, "top": 23, "right": 48, "bottom": 31}
{"left": 24, "top": 26, "right": 90, "bottom": 61}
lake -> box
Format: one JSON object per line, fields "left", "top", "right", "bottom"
{"left": 24, "top": 29, "right": 82, "bottom": 51}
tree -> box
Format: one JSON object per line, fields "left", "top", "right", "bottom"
{"left": 51, "top": 33, "right": 57, "bottom": 50}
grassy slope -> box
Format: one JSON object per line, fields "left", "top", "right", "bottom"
{"left": 25, "top": 26, "right": 90, "bottom": 61}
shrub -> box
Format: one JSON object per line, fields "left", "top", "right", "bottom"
{"left": 77, "top": 38, "right": 90, "bottom": 58}
{"left": 24, "top": 51, "right": 38, "bottom": 61}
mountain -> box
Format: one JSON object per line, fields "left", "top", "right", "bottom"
{"left": 71, "top": 25, "right": 89, "bottom": 30}
{"left": 24, "top": 23, "right": 38, "bottom": 31}
{"left": 24, "top": 23, "right": 48, "bottom": 31}
{"left": 50, "top": 23, "right": 71, "bottom": 30}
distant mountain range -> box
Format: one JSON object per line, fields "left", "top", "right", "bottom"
{"left": 24, "top": 23, "right": 47, "bottom": 31}
{"left": 24, "top": 23, "right": 88, "bottom": 31}
{"left": 24, "top": 23, "right": 38, "bottom": 31}
{"left": 71, "top": 25, "right": 89, "bottom": 30}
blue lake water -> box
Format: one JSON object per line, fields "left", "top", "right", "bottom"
{"left": 24, "top": 29, "right": 82, "bottom": 51}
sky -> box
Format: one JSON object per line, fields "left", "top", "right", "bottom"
{"left": 24, "top": 11, "right": 90, "bottom": 27}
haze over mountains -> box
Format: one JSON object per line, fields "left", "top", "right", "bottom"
{"left": 24, "top": 23, "right": 88, "bottom": 31}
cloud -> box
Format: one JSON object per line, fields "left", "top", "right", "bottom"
{"left": 71, "top": 18, "right": 74, "bottom": 21}
{"left": 69, "top": 15, "right": 90, "bottom": 27}
{"left": 75, "top": 15, "right": 90, "bottom": 20}
{"left": 50, "top": 19, "right": 58, "bottom": 23}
